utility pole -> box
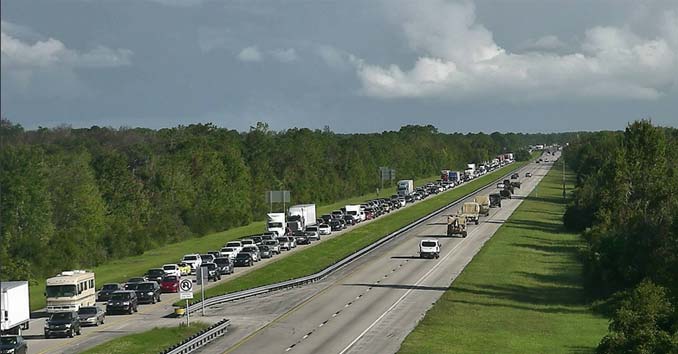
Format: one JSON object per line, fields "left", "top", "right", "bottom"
{"left": 562, "top": 148, "right": 566, "bottom": 200}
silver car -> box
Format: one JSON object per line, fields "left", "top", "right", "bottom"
{"left": 78, "top": 306, "right": 105, "bottom": 326}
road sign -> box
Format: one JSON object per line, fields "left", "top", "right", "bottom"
{"left": 179, "top": 279, "right": 193, "bottom": 299}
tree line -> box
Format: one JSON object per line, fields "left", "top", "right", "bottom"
{"left": 563, "top": 120, "right": 678, "bottom": 353}
{"left": 0, "top": 119, "right": 573, "bottom": 282}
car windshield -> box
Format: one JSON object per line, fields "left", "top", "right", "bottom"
{"left": 184, "top": 255, "right": 197, "bottom": 261}
{"left": 205, "top": 263, "right": 217, "bottom": 269}
{"left": 163, "top": 265, "right": 176, "bottom": 270}
{"left": 102, "top": 284, "right": 118, "bottom": 291}
{"left": 214, "top": 258, "right": 229, "bottom": 265}
{"left": 0, "top": 337, "right": 17, "bottom": 345}
{"left": 126, "top": 283, "right": 139, "bottom": 290}
{"left": 422, "top": 241, "right": 437, "bottom": 247}
{"left": 128, "top": 278, "right": 144, "bottom": 283}
{"left": 50, "top": 312, "right": 71, "bottom": 320}
{"left": 138, "top": 283, "right": 154, "bottom": 290}
{"left": 306, "top": 227, "right": 318, "bottom": 231}
{"left": 268, "top": 222, "right": 283, "bottom": 228}
{"left": 78, "top": 307, "right": 97, "bottom": 314}
{"left": 148, "top": 269, "right": 164, "bottom": 276}
{"left": 110, "top": 292, "right": 130, "bottom": 300}
{"left": 263, "top": 241, "right": 276, "bottom": 245}
{"left": 236, "top": 254, "right": 249, "bottom": 259}
{"left": 243, "top": 247, "right": 256, "bottom": 251}
{"left": 242, "top": 240, "right": 253, "bottom": 244}
{"left": 46, "top": 285, "right": 77, "bottom": 298}
{"left": 163, "top": 276, "right": 178, "bottom": 282}
{"left": 259, "top": 246, "right": 269, "bottom": 251}
{"left": 226, "top": 242, "right": 241, "bottom": 247}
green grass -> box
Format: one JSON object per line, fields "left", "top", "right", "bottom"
{"left": 80, "top": 322, "right": 209, "bottom": 354}
{"left": 29, "top": 174, "right": 439, "bottom": 311}
{"left": 397, "top": 160, "right": 608, "bottom": 354}
{"left": 178, "top": 161, "right": 531, "bottom": 306}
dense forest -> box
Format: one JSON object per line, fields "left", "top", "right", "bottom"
{"left": 0, "top": 119, "right": 573, "bottom": 282}
{"left": 563, "top": 120, "right": 678, "bottom": 353}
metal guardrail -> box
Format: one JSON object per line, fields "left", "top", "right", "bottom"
{"left": 160, "top": 319, "right": 230, "bottom": 354}
{"left": 185, "top": 165, "right": 522, "bottom": 314}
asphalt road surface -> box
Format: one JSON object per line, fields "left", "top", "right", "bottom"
{"left": 197, "top": 155, "right": 557, "bottom": 354}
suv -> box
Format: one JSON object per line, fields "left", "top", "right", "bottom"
{"left": 199, "top": 254, "right": 216, "bottom": 264}
{"left": 97, "top": 283, "right": 123, "bottom": 302}
{"left": 201, "top": 263, "right": 222, "bottom": 281}
{"left": 181, "top": 254, "right": 202, "bottom": 272}
{"left": 44, "top": 311, "right": 81, "bottom": 338}
{"left": 214, "top": 257, "right": 234, "bottom": 275}
{"left": 145, "top": 268, "right": 165, "bottom": 283}
{"left": 135, "top": 281, "right": 161, "bottom": 304}
{"left": 0, "top": 335, "right": 27, "bottom": 354}
{"left": 107, "top": 290, "right": 138, "bottom": 314}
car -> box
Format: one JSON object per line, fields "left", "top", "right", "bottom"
{"left": 135, "top": 281, "right": 161, "bottom": 304}
{"left": 160, "top": 275, "right": 180, "bottom": 293}
{"left": 317, "top": 224, "right": 331, "bottom": 235}
{"left": 97, "top": 283, "right": 123, "bottom": 302}
{"left": 124, "top": 277, "right": 146, "bottom": 290}
{"left": 199, "top": 254, "right": 216, "bottom": 264}
{"left": 320, "top": 214, "right": 333, "bottom": 223}
{"left": 497, "top": 183, "right": 505, "bottom": 189}
{"left": 329, "top": 219, "right": 342, "bottom": 231}
{"left": 234, "top": 252, "right": 254, "bottom": 267}
{"left": 78, "top": 306, "right": 105, "bottom": 326}
{"left": 251, "top": 236, "right": 263, "bottom": 245}
{"left": 331, "top": 210, "right": 344, "bottom": 219}
{"left": 525, "top": 172, "right": 532, "bottom": 177}
{"left": 177, "top": 263, "right": 192, "bottom": 276}
{"left": 106, "top": 290, "right": 138, "bottom": 315}
{"left": 207, "top": 250, "right": 220, "bottom": 258}
{"left": 511, "top": 173, "right": 519, "bottom": 179}
{"left": 405, "top": 195, "right": 415, "bottom": 203}
{"left": 219, "top": 247, "right": 238, "bottom": 260}
{"left": 305, "top": 226, "right": 320, "bottom": 240}
{"left": 343, "top": 214, "right": 356, "bottom": 226}
{"left": 294, "top": 234, "right": 311, "bottom": 245}
{"left": 261, "top": 234, "right": 276, "bottom": 243}
{"left": 0, "top": 335, "right": 27, "bottom": 354}
{"left": 44, "top": 311, "right": 81, "bottom": 338}
{"left": 181, "top": 254, "right": 202, "bottom": 271}
{"left": 201, "top": 263, "right": 222, "bottom": 281}
{"left": 224, "top": 241, "right": 244, "bottom": 253}
{"left": 276, "top": 237, "right": 291, "bottom": 251}
{"left": 262, "top": 240, "right": 280, "bottom": 254}
{"left": 145, "top": 268, "right": 165, "bottom": 283}
{"left": 162, "top": 264, "right": 181, "bottom": 277}
{"left": 214, "top": 257, "right": 234, "bottom": 274}
{"left": 241, "top": 245, "right": 260, "bottom": 262}
{"left": 258, "top": 245, "right": 273, "bottom": 258}
{"left": 240, "top": 238, "right": 255, "bottom": 247}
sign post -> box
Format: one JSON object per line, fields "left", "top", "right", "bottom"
{"left": 197, "top": 266, "right": 208, "bottom": 316}
{"left": 179, "top": 279, "right": 193, "bottom": 326}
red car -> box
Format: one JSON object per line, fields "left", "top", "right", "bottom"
{"left": 160, "top": 275, "right": 180, "bottom": 293}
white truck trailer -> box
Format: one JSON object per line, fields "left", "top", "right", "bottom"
{"left": 266, "top": 213, "right": 286, "bottom": 236}
{"left": 288, "top": 204, "right": 317, "bottom": 231}
{"left": 1, "top": 281, "right": 30, "bottom": 335}
{"left": 397, "top": 180, "right": 414, "bottom": 196}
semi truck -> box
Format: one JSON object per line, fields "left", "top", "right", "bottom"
{"left": 397, "top": 180, "right": 414, "bottom": 196}
{"left": 287, "top": 204, "right": 316, "bottom": 231}
{"left": 474, "top": 195, "right": 491, "bottom": 216}
{"left": 266, "top": 213, "right": 286, "bottom": 236}
{"left": 0, "top": 281, "right": 30, "bottom": 335}
{"left": 448, "top": 171, "right": 462, "bottom": 183}
{"left": 446, "top": 215, "right": 467, "bottom": 238}
{"left": 459, "top": 202, "right": 480, "bottom": 225}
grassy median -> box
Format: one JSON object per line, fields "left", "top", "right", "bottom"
{"left": 80, "top": 322, "right": 209, "bottom": 354}
{"left": 397, "top": 160, "right": 608, "bottom": 354}
{"left": 29, "top": 175, "right": 441, "bottom": 311}
{"left": 179, "top": 161, "right": 530, "bottom": 306}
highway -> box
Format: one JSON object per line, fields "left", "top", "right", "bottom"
{"left": 196, "top": 155, "right": 556, "bottom": 354}
{"left": 21, "top": 158, "right": 538, "bottom": 354}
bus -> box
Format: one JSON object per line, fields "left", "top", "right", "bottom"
{"left": 45, "top": 270, "right": 96, "bottom": 313}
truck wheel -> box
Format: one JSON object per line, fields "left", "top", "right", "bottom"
{"left": 128, "top": 307, "right": 134, "bottom": 314}
{"left": 134, "top": 305, "right": 138, "bottom": 313}
{"left": 69, "top": 329, "right": 75, "bottom": 338}
{"left": 463, "top": 232, "right": 467, "bottom": 238}
{"left": 475, "top": 220, "right": 479, "bottom": 225}
{"left": 76, "top": 327, "right": 81, "bottom": 335}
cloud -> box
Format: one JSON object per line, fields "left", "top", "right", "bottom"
{"left": 356, "top": 0, "right": 678, "bottom": 101}
{"left": 270, "top": 48, "right": 298, "bottom": 62}
{"left": 522, "top": 35, "right": 568, "bottom": 51}
{"left": 237, "top": 46, "right": 263, "bottom": 62}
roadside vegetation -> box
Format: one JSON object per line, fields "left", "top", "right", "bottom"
{"left": 563, "top": 121, "right": 678, "bottom": 354}
{"left": 80, "top": 322, "right": 209, "bottom": 354}
{"left": 398, "top": 159, "right": 609, "bottom": 354}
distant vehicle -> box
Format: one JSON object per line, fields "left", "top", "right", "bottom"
{"left": 459, "top": 202, "right": 481, "bottom": 225}
{"left": 177, "top": 263, "right": 192, "bottom": 276}
{"left": 124, "top": 277, "right": 146, "bottom": 290}
{"left": 160, "top": 276, "right": 180, "bottom": 293}
{"left": 0, "top": 335, "right": 27, "bottom": 354}
{"left": 397, "top": 180, "right": 414, "bottom": 196}
{"left": 343, "top": 214, "right": 356, "bottom": 226}
{"left": 251, "top": 236, "right": 263, "bottom": 245}
{"left": 525, "top": 172, "right": 532, "bottom": 177}
{"left": 181, "top": 254, "right": 202, "bottom": 271}
{"left": 219, "top": 247, "right": 238, "bottom": 260}
{"left": 213, "top": 257, "right": 234, "bottom": 275}
{"left": 258, "top": 245, "right": 273, "bottom": 259}
{"left": 106, "top": 290, "right": 138, "bottom": 315}
{"left": 419, "top": 239, "right": 441, "bottom": 259}
{"left": 266, "top": 213, "right": 286, "bottom": 236}
{"left": 331, "top": 210, "right": 344, "bottom": 219}
{"left": 77, "top": 306, "right": 105, "bottom": 326}
{"left": 305, "top": 226, "right": 320, "bottom": 240}
{"left": 134, "top": 282, "right": 161, "bottom": 304}
{"left": 199, "top": 254, "right": 216, "bottom": 264}
{"left": 345, "top": 204, "right": 365, "bottom": 222}
{"left": 473, "top": 195, "right": 491, "bottom": 216}
{"left": 499, "top": 189, "right": 512, "bottom": 199}
{"left": 511, "top": 181, "right": 522, "bottom": 189}
{"left": 447, "top": 215, "right": 467, "bottom": 238}
{"left": 294, "top": 235, "right": 311, "bottom": 245}
{"left": 489, "top": 193, "right": 502, "bottom": 208}
{"left": 201, "top": 263, "right": 221, "bottom": 282}
{"left": 288, "top": 204, "right": 317, "bottom": 231}
{"left": 225, "top": 241, "right": 244, "bottom": 253}
{"left": 317, "top": 224, "right": 331, "bottom": 235}
{"left": 320, "top": 214, "right": 333, "bottom": 224}
{"left": 262, "top": 240, "right": 280, "bottom": 254}
{"left": 405, "top": 195, "right": 415, "bottom": 203}
{"left": 161, "top": 264, "right": 181, "bottom": 277}
{"left": 96, "top": 283, "right": 123, "bottom": 302}
{"left": 511, "top": 173, "right": 519, "bottom": 179}
{"left": 329, "top": 219, "right": 342, "bottom": 231}
{"left": 234, "top": 253, "right": 254, "bottom": 267}
{"left": 241, "top": 246, "right": 260, "bottom": 262}
{"left": 276, "top": 237, "right": 292, "bottom": 251}
{"left": 0, "top": 281, "right": 29, "bottom": 335}
{"left": 145, "top": 268, "right": 165, "bottom": 284}
{"left": 45, "top": 270, "right": 96, "bottom": 313}
{"left": 44, "top": 311, "right": 80, "bottom": 338}
{"left": 240, "top": 239, "right": 255, "bottom": 247}
{"left": 497, "top": 183, "right": 505, "bottom": 189}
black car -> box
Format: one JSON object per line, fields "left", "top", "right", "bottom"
{"left": 343, "top": 214, "right": 356, "bottom": 226}
{"left": 489, "top": 193, "right": 502, "bottom": 208}
{"left": 405, "top": 195, "right": 415, "bottom": 203}
{"left": 124, "top": 277, "right": 146, "bottom": 290}
{"left": 97, "top": 283, "right": 123, "bottom": 302}
{"left": 134, "top": 281, "right": 161, "bottom": 304}
{"left": 213, "top": 257, "right": 234, "bottom": 275}
{"left": 320, "top": 214, "right": 333, "bottom": 223}
{"left": 294, "top": 235, "right": 311, "bottom": 245}
{"left": 44, "top": 311, "right": 80, "bottom": 338}
{"left": 234, "top": 253, "right": 254, "bottom": 267}
{"left": 0, "top": 335, "right": 27, "bottom": 354}
{"left": 107, "top": 290, "right": 138, "bottom": 314}
{"left": 202, "top": 262, "right": 222, "bottom": 281}
{"left": 499, "top": 189, "right": 512, "bottom": 199}
{"left": 329, "top": 219, "right": 342, "bottom": 231}
{"left": 145, "top": 268, "right": 165, "bottom": 283}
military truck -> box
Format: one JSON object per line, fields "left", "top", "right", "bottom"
{"left": 511, "top": 181, "right": 521, "bottom": 189}
{"left": 474, "top": 195, "right": 491, "bottom": 216}
{"left": 446, "top": 215, "right": 467, "bottom": 238}
{"left": 459, "top": 202, "right": 480, "bottom": 225}
{"left": 499, "top": 189, "right": 512, "bottom": 199}
{"left": 489, "top": 193, "right": 502, "bottom": 207}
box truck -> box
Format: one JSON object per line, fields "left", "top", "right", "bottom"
{"left": 287, "top": 204, "right": 316, "bottom": 231}
{"left": 267, "top": 213, "right": 286, "bottom": 236}
{"left": 397, "top": 180, "right": 414, "bottom": 196}
{"left": 1, "top": 281, "right": 30, "bottom": 335}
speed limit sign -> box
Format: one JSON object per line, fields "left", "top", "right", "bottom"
{"left": 179, "top": 279, "right": 193, "bottom": 299}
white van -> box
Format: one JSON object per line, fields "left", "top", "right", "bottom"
{"left": 345, "top": 205, "right": 365, "bottom": 222}
{"left": 419, "top": 240, "right": 440, "bottom": 259}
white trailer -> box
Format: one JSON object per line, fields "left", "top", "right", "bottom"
{"left": 288, "top": 204, "right": 317, "bottom": 231}
{"left": 345, "top": 204, "right": 365, "bottom": 222}
{"left": 1, "top": 281, "right": 30, "bottom": 335}
{"left": 397, "top": 180, "right": 414, "bottom": 196}
{"left": 267, "top": 213, "right": 286, "bottom": 236}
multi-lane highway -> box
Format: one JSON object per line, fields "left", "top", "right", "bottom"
{"left": 195, "top": 156, "right": 556, "bottom": 354}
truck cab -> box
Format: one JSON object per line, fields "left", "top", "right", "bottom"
{"left": 419, "top": 239, "right": 441, "bottom": 259}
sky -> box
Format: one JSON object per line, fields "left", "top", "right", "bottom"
{"left": 1, "top": 0, "right": 677, "bottom": 133}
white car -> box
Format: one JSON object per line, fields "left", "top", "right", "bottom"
{"left": 225, "top": 241, "right": 243, "bottom": 253}
{"left": 219, "top": 247, "right": 238, "bottom": 260}
{"left": 162, "top": 264, "right": 181, "bottom": 277}
{"left": 497, "top": 183, "right": 505, "bottom": 189}
{"left": 181, "top": 254, "right": 202, "bottom": 272}
{"left": 318, "top": 224, "right": 331, "bottom": 235}
{"left": 304, "top": 226, "right": 320, "bottom": 241}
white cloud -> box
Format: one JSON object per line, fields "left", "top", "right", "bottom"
{"left": 237, "top": 46, "right": 263, "bottom": 62}
{"left": 270, "top": 48, "right": 298, "bottom": 62}
{"left": 356, "top": 0, "right": 678, "bottom": 101}
{"left": 522, "top": 35, "right": 568, "bottom": 51}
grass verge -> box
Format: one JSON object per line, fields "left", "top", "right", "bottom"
{"left": 177, "top": 161, "right": 530, "bottom": 306}
{"left": 80, "top": 322, "right": 209, "bottom": 354}
{"left": 397, "top": 159, "right": 608, "bottom": 354}
{"left": 29, "top": 174, "right": 439, "bottom": 310}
